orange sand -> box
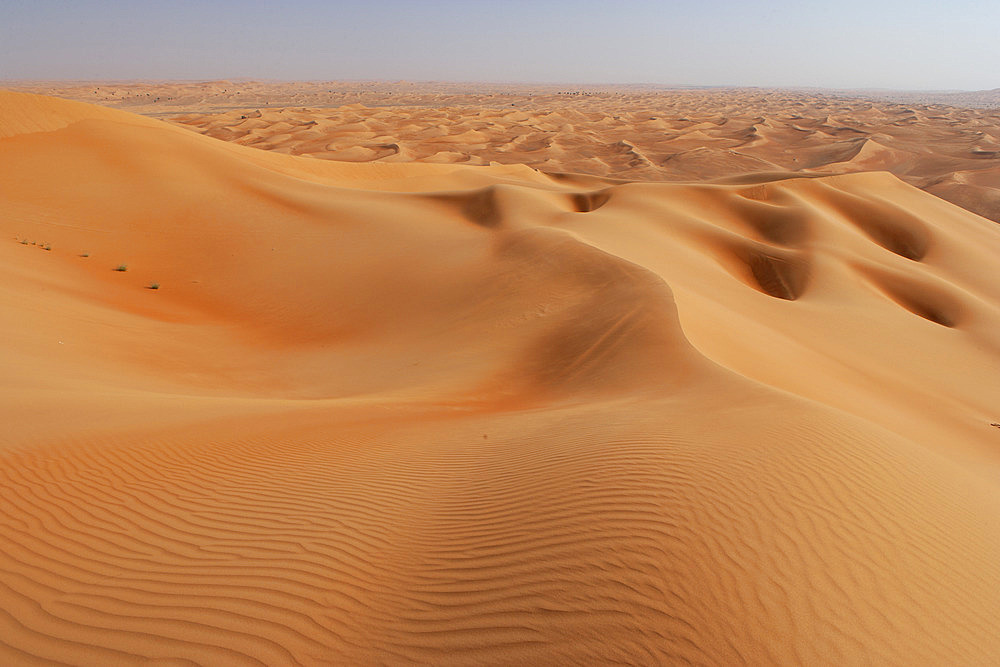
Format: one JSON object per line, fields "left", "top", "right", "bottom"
{"left": 10, "top": 80, "right": 1000, "bottom": 223}
{"left": 173, "top": 94, "right": 1000, "bottom": 223}
{"left": 1, "top": 89, "right": 1000, "bottom": 664}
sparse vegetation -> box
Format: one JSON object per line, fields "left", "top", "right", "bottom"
{"left": 80, "top": 253, "right": 89, "bottom": 258}
{"left": 44, "top": 244, "right": 51, "bottom": 251}
{"left": 148, "top": 282, "right": 160, "bottom": 290}
{"left": 114, "top": 264, "right": 128, "bottom": 272}
{"left": 19, "top": 239, "right": 29, "bottom": 245}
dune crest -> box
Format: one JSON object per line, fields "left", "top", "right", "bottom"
{"left": 2, "top": 91, "right": 1000, "bottom": 664}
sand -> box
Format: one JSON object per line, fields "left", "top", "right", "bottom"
{"left": 1, "top": 88, "right": 1000, "bottom": 664}
{"left": 10, "top": 80, "right": 1000, "bottom": 223}
{"left": 169, "top": 93, "right": 1000, "bottom": 224}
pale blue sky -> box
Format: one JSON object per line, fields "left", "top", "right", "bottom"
{"left": 1, "top": 0, "right": 996, "bottom": 90}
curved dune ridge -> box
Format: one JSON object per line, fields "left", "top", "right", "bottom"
{"left": 2, "top": 89, "right": 1000, "bottom": 664}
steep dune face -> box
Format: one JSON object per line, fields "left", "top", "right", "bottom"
{"left": 2, "top": 90, "right": 1000, "bottom": 664}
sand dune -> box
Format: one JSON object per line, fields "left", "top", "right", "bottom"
{"left": 2, "top": 89, "right": 1000, "bottom": 664}
{"left": 174, "top": 92, "right": 1000, "bottom": 222}
{"left": 12, "top": 81, "right": 1000, "bottom": 222}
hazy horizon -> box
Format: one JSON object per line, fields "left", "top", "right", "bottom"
{"left": 0, "top": 77, "right": 992, "bottom": 95}
{"left": 2, "top": 0, "right": 998, "bottom": 91}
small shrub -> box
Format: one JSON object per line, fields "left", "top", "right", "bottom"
{"left": 19, "top": 239, "right": 29, "bottom": 245}
{"left": 44, "top": 244, "right": 51, "bottom": 251}
{"left": 148, "top": 282, "right": 160, "bottom": 290}
{"left": 80, "top": 253, "right": 89, "bottom": 258}
{"left": 114, "top": 264, "right": 127, "bottom": 272}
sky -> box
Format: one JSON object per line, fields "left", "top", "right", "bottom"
{"left": 1, "top": 0, "right": 997, "bottom": 90}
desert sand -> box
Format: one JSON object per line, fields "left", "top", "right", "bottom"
{"left": 10, "top": 80, "right": 1000, "bottom": 223}
{"left": 2, "top": 87, "right": 1000, "bottom": 664}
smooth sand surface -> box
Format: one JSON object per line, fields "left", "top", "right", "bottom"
{"left": 2, "top": 89, "right": 1000, "bottom": 664}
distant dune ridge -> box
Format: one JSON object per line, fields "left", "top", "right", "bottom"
{"left": 2, "top": 89, "right": 1000, "bottom": 664}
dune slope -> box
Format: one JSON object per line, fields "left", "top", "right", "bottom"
{"left": 2, "top": 90, "right": 1000, "bottom": 665}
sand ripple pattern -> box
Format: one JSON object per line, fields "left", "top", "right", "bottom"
{"left": 3, "top": 405, "right": 999, "bottom": 665}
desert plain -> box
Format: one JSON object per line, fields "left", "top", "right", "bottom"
{"left": 1, "top": 81, "right": 1000, "bottom": 664}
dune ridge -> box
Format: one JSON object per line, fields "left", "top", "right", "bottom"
{"left": 2, "top": 90, "right": 1000, "bottom": 664}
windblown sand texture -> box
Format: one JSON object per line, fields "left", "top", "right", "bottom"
{"left": 2, "top": 89, "right": 1000, "bottom": 664}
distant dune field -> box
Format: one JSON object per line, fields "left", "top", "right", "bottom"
{"left": 13, "top": 80, "right": 1000, "bottom": 223}
{"left": 2, "top": 88, "right": 1000, "bottom": 664}
{"left": 171, "top": 94, "right": 1000, "bottom": 224}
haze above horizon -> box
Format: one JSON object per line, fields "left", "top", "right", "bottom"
{"left": 1, "top": 0, "right": 997, "bottom": 91}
